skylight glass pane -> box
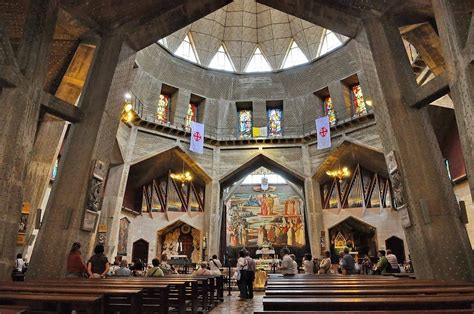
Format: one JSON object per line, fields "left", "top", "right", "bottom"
{"left": 175, "top": 34, "right": 198, "bottom": 63}
{"left": 158, "top": 38, "right": 168, "bottom": 48}
{"left": 209, "top": 45, "right": 235, "bottom": 72}
{"left": 245, "top": 47, "right": 272, "bottom": 72}
{"left": 320, "top": 30, "right": 343, "bottom": 55}
{"left": 282, "top": 41, "right": 308, "bottom": 69}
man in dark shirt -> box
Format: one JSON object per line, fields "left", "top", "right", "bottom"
{"left": 340, "top": 247, "right": 355, "bottom": 274}
{"left": 245, "top": 251, "right": 256, "bottom": 299}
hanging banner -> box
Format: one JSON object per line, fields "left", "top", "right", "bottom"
{"left": 316, "top": 116, "right": 331, "bottom": 150}
{"left": 190, "top": 121, "right": 204, "bottom": 154}
{"left": 252, "top": 127, "right": 268, "bottom": 138}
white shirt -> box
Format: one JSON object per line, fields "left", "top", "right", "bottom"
{"left": 209, "top": 258, "right": 222, "bottom": 275}
{"left": 281, "top": 255, "right": 297, "bottom": 274}
{"left": 237, "top": 257, "right": 248, "bottom": 270}
{"left": 15, "top": 258, "right": 25, "bottom": 272}
{"left": 303, "top": 260, "right": 314, "bottom": 274}
{"left": 387, "top": 254, "right": 399, "bottom": 269}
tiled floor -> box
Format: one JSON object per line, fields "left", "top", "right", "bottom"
{"left": 210, "top": 291, "right": 264, "bottom": 313}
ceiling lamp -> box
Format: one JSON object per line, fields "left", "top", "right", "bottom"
{"left": 326, "top": 166, "right": 350, "bottom": 182}
{"left": 121, "top": 93, "right": 135, "bottom": 123}
{"left": 170, "top": 161, "right": 192, "bottom": 186}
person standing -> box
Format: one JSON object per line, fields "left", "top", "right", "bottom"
{"left": 236, "top": 250, "right": 248, "bottom": 300}
{"left": 386, "top": 249, "right": 400, "bottom": 273}
{"left": 87, "top": 244, "right": 110, "bottom": 279}
{"left": 279, "top": 248, "right": 297, "bottom": 275}
{"left": 209, "top": 255, "right": 222, "bottom": 276}
{"left": 340, "top": 247, "right": 355, "bottom": 275}
{"left": 66, "top": 242, "right": 86, "bottom": 277}
{"left": 319, "top": 251, "right": 332, "bottom": 274}
{"left": 245, "top": 251, "right": 256, "bottom": 299}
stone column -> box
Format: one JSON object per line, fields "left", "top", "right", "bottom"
{"left": 172, "top": 89, "right": 192, "bottom": 127}
{"left": 204, "top": 147, "right": 221, "bottom": 258}
{"left": 301, "top": 145, "right": 324, "bottom": 257}
{"left": 357, "top": 16, "right": 474, "bottom": 281}
{"left": 28, "top": 35, "right": 136, "bottom": 279}
{"left": 100, "top": 126, "right": 138, "bottom": 258}
{"left": 432, "top": 0, "right": 474, "bottom": 201}
{"left": 0, "top": 0, "right": 59, "bottom": 280}
{"left": 328, "top": 81, "right": 351, "bottom": 121}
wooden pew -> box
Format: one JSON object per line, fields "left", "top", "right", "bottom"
{"left": 0, "top": 305, "right": 29, "bottom": 314}
{"left": 0, "top": 292, "right": 103, "bottom": 314}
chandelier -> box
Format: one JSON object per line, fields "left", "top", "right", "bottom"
{"left": 326, "top": 166, "right": 350, "bottom": 182}
{"left": 170, "top": 161, "right": 192, "bottom": 186}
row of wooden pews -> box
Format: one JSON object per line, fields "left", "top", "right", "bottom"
{"left": 258, "top": 274, "right": 474, "bottom": 313}
{"left": 0, "top": 274, "right": 224, "bottom": 313}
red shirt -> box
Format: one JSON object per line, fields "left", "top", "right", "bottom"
{"left": 67, "top": 252, "right": 86, "bottom": 273}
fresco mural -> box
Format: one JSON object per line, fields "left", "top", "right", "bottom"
{"left": 226, "top": 184, "right": 305, "bottom": 248}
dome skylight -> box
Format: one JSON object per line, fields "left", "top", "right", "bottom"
{"left": 157, "top": 0, "right": 348, "bottom": 73}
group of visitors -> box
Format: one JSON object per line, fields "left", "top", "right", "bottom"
{"left": 235, "top": 249, "right": 256, "bottom": 300}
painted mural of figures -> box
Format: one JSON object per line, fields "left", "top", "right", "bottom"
{"left": 260, "top": 194, "right": 269, "bottom": 215}
{"left": 257, "top": 225, "right": 268, "bottom": 246}
{"left": 284, "top": 200, "right": 289, "bottom": 215}
{"left": 279, "top": 223, "right": 289, "bottom": 245}
{"left": 230, "top": 228, "right": 238, "bottom": 246}
{"left": 239, "top": 223, "right": 248, "bottom": 246}
{"left": 267, "top": 195, "right": 274, "bottom": 215}
{"left": 287, "top": 222, "right": 295, "bottom": 246}
{"left": 268, "top": 224, "right": 276, "bottom": 242}
{"left": 295, "top": 218, "right": 305, "bottom": 245}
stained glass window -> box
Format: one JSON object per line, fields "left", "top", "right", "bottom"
{"left": 51, "top": 158, "right": 59, "bottom": 180}
{"left": 324, "top": 96, "right": 336, "bottom": 126}
{"left": 351, "top": 84, "right": 367, "bottom": 117}
{"left": 157, "top": 94, "right": 170, "bottom": 123}
{"left": 267, "top": 108, "right": 282, "bottom": 136}
{"left": 185, "top": 103, "right": 197, "bottom": 128}
{"left": 239, "top": 110, "right": 252, "bottom": 138}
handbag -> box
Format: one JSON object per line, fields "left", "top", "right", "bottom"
{"left": 232, "top": 269, "right": 241, "bottom": 281}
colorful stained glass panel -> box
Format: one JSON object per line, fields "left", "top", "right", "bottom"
{"left": 267, "top": 108, "right": 282, "bottom": 136}
{"left": 185, "top": 103, "right": 197, "bottom": 128}
{"left": 351, "top": 84, "right": 367, "bottom": 117}
{"left": 239, "top": 110, "right": 252, "bottom": 138}
{"left": 157, "top": 94, "right": 170, "bottom": 123}
{"left": 324, "top": 97, "right": 336, "bottom": 126}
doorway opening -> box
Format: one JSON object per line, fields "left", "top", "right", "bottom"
{"left": 132, "top": 238, "right": 149, "bottom": 264}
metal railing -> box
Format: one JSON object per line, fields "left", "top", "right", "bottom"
{"left": 130, "top": 93, "right": 374, "bottom": 141}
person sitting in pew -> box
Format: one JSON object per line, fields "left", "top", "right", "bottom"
{"left": 374, "top": 249, "right": 390, "bottom": 275}
{"left": 114, "top": 259, "right": 132, "bottom": 277}
{"left": 146, "top": 258, "right": 164, "bottom": 277}
{"left": 340, "top": 247, "right": 356, "bottom": 275}
{"left": 386, "top": 249, "right": 401, "bottom": 273}
{"left": 318, "top": 251, "right": 332, "bottom": 274}
{"left": 87, "top": 244, "right": 110, "bottom": 279}
{"left": 209, "top": 255, "right": 222, "bottom": 276}
{"left": 279, "top": 248, "right": 297, "bottom": 276}
{"left": 66, "top": 242, "right": 86, "bottom": 278}
{"left": 303, "top": 253, "right": 314, "bottom": 274}
{"left": 193, "top": 262, "right": 211, "bottom": 276}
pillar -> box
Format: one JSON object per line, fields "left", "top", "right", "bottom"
{"left": 204, "top": 147, "right": 221, "bottom": 258}
{"left": 432, "top": 0, "right": 474, "bottom": 201}
{"left": 357, "top": 16, "right": 474, "bottom": 281}
{"left": 173, "top": 89, "right": 192, "bottom": 127}
{"left": 328, "top": 81, "right": 351, "bottom": 121}
{"left": 0, "top": 0, "right": 59, "bottom": 280}
{"left": 100, "top": 126, "right": 138, "bottom": 258}
{"left": 28, "top": 34, "right": 136, "bottom": 279}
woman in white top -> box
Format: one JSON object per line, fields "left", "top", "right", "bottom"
{"left": 303, "top": 253, "right": 314, "bottom": 274}
{"left": 209, "top": 255, "right": 222, "bottom": 276}
{"left": 236, "top": 250, "right": 248, "bottom": 299}
{"left": 15, "top": 253, "right": 25, "bottom": 272}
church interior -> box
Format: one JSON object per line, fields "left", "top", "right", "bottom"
{"left": 1, "top": 0, "right": 474, "bottom": 312}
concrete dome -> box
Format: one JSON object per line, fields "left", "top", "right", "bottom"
{"left": 158, "top": 0, "right": 348, "bottom": 72}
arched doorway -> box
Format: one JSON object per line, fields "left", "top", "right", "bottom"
{"left": 132, "top": 239, "right": 149, "bottom": 264}
{"left": 385, "top": 236, "right": 405, "bottom": 263}
{"left": 328, "top": 217, "right": 377, "bottom": 263}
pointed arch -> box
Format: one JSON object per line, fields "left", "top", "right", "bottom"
{"left": 209, "top": 44, "right": 235, "bottom": 72}
{"left": 244, "top": 46, "right": 272, "bottom": 72}
{"left": 281, "top": 40, "right": 308, "bottom": 69}
{"left": 175, "top": 33, "right": 200, "bottom": 64}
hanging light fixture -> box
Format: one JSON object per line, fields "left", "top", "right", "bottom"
{"left": 170, "top": 160, "right": 192, "bottom": 186}
{"left": 121, "top": 92, "right": 135, "bottom": 123}
{"left": 326, "top": 164, "right": 350, "bottom": 182}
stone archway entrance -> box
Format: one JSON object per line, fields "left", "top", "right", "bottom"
{"left": 132, "top": 239, "right": 149, "bottom": 264}
{"left": 385, "top": 236, "right": 405, "bottom": 263}
{"left": 329, "top": 217, "right": 377, "bottom": 262}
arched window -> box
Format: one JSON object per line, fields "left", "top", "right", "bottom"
{"left": 175, "top": 34, "right": 199, "bottom": 64}
{"left": 282, "top": 41, "right": 308, "bottom": 69}
{"left": 245, "top": 47, "right": 272, "bottom": 72}
{"left": 209, "top": 45, "right": 235, "bottom": 72}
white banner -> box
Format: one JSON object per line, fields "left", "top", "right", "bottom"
{"left": 190, "top": 121, "right": 204, "bottom": 154}
{"left": 316, "top": 116, "right": 331, "bottom": 150}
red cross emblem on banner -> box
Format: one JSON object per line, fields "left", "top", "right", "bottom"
{"left": 193, "top": 131, "right": 202, "bottom": 142}
{"left": 319, "top": 126, "right": 328, "bottom": 137}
